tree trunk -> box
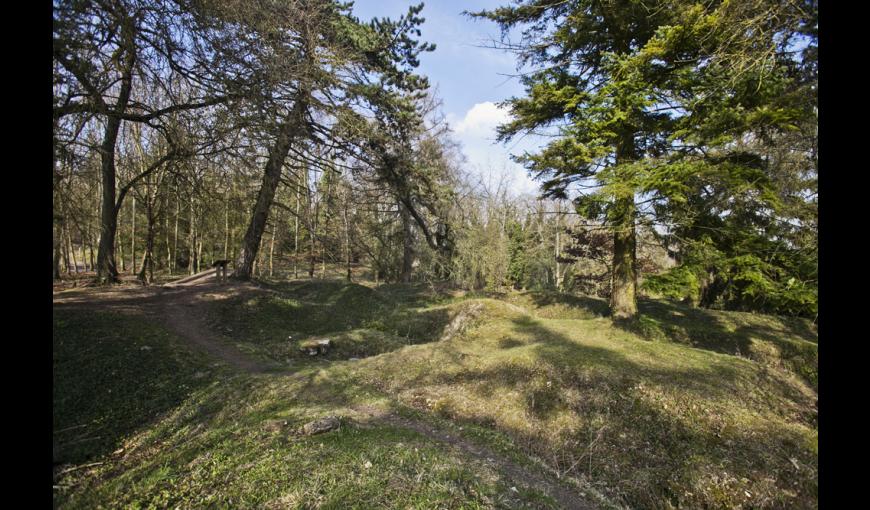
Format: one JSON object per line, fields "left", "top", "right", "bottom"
{"left": 189, "top": 200, "right": 195, "bottom": 275}
{"left": 309, "top": 229, "right": 316, "bottom": 278}
{"left": 269, "top": 210, "right": 278, "bottom": 278}
{"left": 554, "top": 209, "right": 562, "bottom": 291}
{"left": 62, "top": 225, "right": 71, "bottom": 274}
{"left": 306, "top": 170, "right": 316, "bottom": 279}
{"left": 165, "top": 195, "right": 172, "bottom": 273}
{"left": 95, "top": 113, "right": 123, "bottom": 283}
{"left": 172, "top": 184, "right": 179, "bottom": 274}
{"left": 235, "top": 102, "right": 307, "bottom": 279}
{"left": 137, "top": 205, "right": 155, "bottom": 284}
{"left": 197, "top": 238, "right": 203, "bottom": 273}
{"left": 253, "top": 236, "right": 263, "bottom": 277}
{"left": 131, "top": 196, "right": 137, "bottom": 274}
{"left": 53, "top": 211, "right": 63, "bottom": 280}
{"left": 294, "top": 184, "right": 300, "bottom": 279}
{"left": 118, "top": 199, "right": 126, "bottom": 272}
{"left": 400, "top": 201, "right": 414, "bottom": 283}
{"left": 94, "top": 55, "right": 136, "bottom": 282}
{"left": 224, "top": 192, "right": 230, "bottom": 260}
{"left": 61, "top": 223, "right": 71, "bottom": 275}
{"left": 609, "top": 134, "right": 638, "bottom": 319}
{"left": 320, "top": 173, "right": 331, "bottom": 279}
{"left": 68, "top": 226, "right": 78, "bottom": 274}
{"left": 87, "top": 223, "right": 95, "bottom": 272}
{"left": 343, "top": 202, "right": 351, "bottom": 281}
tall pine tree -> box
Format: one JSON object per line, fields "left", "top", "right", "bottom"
{"left": 471, "top": 0, "right": 815, "bottom": 319}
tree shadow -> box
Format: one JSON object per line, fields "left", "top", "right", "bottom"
{"left": 522, "top": 291, "right": 611, "bottom": 317}
{"left": 402, "top": 315, "right": 817, "bottom": 508}
{"left": 612, "top": 298, "right": 818, "bottom": 389}
{"left": 53, "top": 308, "right": 219, "bottom": 468}
{"left": 209, "top": 282, "right": 483, "bottom": 367}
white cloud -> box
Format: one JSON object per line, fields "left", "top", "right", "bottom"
{"left": 452, "top": 101, "right": 511, "bottom": 137}
{"left": 449, "top": 102, "right": 542, "bottom": 197}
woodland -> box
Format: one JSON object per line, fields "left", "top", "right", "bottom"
{"left": 53, "top": 1, "right": 818, "bottom": 508}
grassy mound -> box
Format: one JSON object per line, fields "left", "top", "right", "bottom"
{"left": 205, "top": 280, "right": 480, "bottom": 365}
{"left": 342, "top": 301, "right": 817, "bottom": 508}
{"left": 54, "top": 282, "right": 817, "bottom": 509}
{"left": 496, "top": 291, "right": 817, "bottom": 389}
{"left": 53, "top": 307, "right": 568, "bottom": 508}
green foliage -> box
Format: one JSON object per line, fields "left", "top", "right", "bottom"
{"left": 643, "top": 265, "right": 701, "bottom": 303}
{"left": 506, "top": 221, "right": 528, "bottom": 289}
{"left": 471, "top": 0, "right": 817, "bottom": 317}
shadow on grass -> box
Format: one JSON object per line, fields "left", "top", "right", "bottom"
{"left": 522, "top": 291, "right": 611, "bottom": 318}
{"left": 53, "top": 299, "right": 818, "bottom": 509}
{"left": 53, "top": 309, "right": 218, "bottom": 467}
{"left": 208, "top": 280, "right": 474, "bottom": 364}
{"left": 411, "top": 315, "right": 817, "bottom": 508}
{"left": 614, "top": 298, "right": 818, "bottom": 389}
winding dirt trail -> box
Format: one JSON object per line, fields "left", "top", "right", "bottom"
{"left": 54, "top": 277, "right": 600, "bottom": 509}
{"left": 159, "top": 284, "right": 283, "bottom": 374}
{"left": 55, "top": 277, "right": 285, "bottom": 373}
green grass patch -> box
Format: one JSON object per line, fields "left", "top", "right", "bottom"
{"left": 56, "top": 363, "right": 566, "bottom": 509}
{"left": 205, "top": 280, "right": 476, "bottom": 366}
{"left": 335, "top": 292, "right": 818, "bottom": 509}
{"left": 53, "top": 310, "right": 218, "bottom": 468}
{"left": 55, "top": 281, "right": 818, "bottom": 509}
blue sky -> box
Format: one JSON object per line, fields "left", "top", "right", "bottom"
{"left": 351, "top": 0, "right": 542, "bottom": 195}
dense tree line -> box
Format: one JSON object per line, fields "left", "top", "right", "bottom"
{"left": 53, "top": 0, "right": 817, "bottom": 319}
{"left": 472, "top": 0, "right": 817, "bottom": 318}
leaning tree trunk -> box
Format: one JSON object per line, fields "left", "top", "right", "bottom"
{"left": 235, "top": 100, "right": 307, "bottom": 280}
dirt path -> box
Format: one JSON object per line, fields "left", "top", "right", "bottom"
{"left": 54, "top": 278, "right": 285, "bottom": 374}
{"left": 159, "top": 285, "right": 285, "bottom": 374}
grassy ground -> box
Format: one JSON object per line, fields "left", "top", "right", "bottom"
{"left": 53, "top": 295, "right": 574, "bottom": 509}
{"left": 54, "top": 279, "right": 817, "bottom": 509}
{"left": 53, "top": 310, "right": 219, "bottom": 467}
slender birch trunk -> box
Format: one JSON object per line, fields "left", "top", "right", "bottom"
{"left": 269, "top": 213, "right": 277, "bottom": 278}
{"left": 294, "top": 184, "right": 300, "bottom": 279}
{"left": 224, "top": 192, "right": 229, "bottom": 260}
{"left": 131, "top": 196, "right": 137, "bottom": 274}
{"left": 343, "top": 201, "right": 351, "bottom": 281}
{"left": 118, "top": 202, "right": 126, "bottom": 272}
{"left": 189, "top": 200, "right": 195, "bottom": 275}
{"left": 68, "top": 227, "right": 78, "bottom": 274}
{"left": 173, "top": 183, "right": 179, "bottom": 274}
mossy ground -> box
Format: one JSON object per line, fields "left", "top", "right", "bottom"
{"left": 54, "top": 279, "right": 817, "bottom": 509}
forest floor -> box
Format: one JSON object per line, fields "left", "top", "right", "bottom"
{"left": 53, "top": 275, "right": 817, "bottom": 509}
